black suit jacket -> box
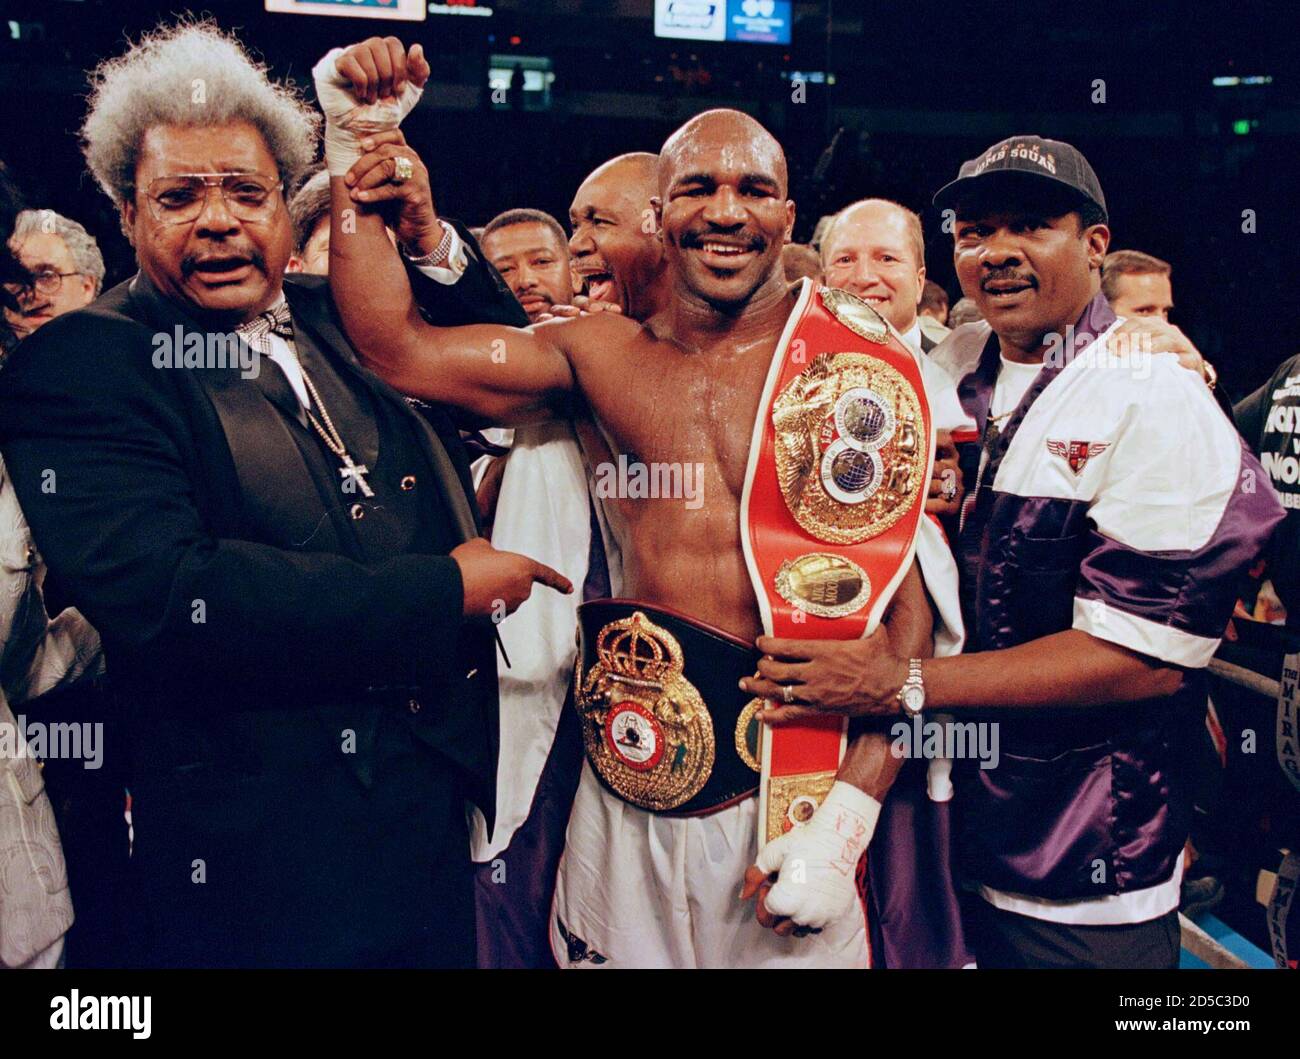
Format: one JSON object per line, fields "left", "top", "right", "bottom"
{"left": 0, "top": 232, "right": 526, "bottom": 965}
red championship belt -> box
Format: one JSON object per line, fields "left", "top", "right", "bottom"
{"left": 740, "top": 281, "right": 934, "bottom": 845}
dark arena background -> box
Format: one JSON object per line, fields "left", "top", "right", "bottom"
{"left": 1, "top": 0, "right": 1298, "bottom": 396}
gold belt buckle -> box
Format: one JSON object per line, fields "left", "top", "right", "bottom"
{"left": 574, "top": 611, "right": 715, "bottom": 812}
{"left": 772, "top": 351, "right": 927, "bottom": 546}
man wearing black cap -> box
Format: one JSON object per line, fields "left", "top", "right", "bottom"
{"left": 782, "top": 136, "right": 1285, "bottom": 968}
{"left": 931, "top": 136, "right": 1284, "bottom": 967}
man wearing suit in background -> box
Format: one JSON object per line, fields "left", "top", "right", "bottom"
{"left": 0, "top": 20, "right": 568, "bottom": 967}
{"left": 820, "top": 199, "right": 937, "bottom": 352}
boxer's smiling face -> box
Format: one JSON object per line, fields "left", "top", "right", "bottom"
{"left": 657, "top": 116, "right": 794, "bottom": 310}
{"left": 123, "top": 121, "right": 292, "bottom": 326}
{"left": 953, "top": 201, "right": 1107, "bottom": 354}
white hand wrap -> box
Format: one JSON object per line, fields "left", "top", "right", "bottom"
{"left": 754, "top": 781, "right": 882, "bottom": 929}
{"left": 312, "top": 48, "right": 424, "bottom": 176}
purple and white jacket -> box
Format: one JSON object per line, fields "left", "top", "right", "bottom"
{"left": 949, "top": 293, "right": 1284, "bottom": 921}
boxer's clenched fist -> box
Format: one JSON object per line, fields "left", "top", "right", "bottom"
{"left": 740, "top": 781, "right": 882, "bottom": 934}
{"left": 313, "top": 37, "right": 428, "bottom": 175}
{"left": 451, "top": 537, "right": 573, "bottom": 619}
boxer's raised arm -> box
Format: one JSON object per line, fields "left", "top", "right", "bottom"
{"left": 317, "top": 36, "right": 576, "bottom": 423}
{"left": 328, "top": 178, "right": 575, "bottom": 423}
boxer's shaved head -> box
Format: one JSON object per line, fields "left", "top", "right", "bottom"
{"left": 569, "top": 152, "right": 667, "bottom": 319}
{"left": 589, "top": 151, "right": 658, "bottom": 190}
{"left": 656, "top": 109, "right": 794, "bottom": 310}
{"left": 658, "top": 109, "right": 788, "bottom": 199}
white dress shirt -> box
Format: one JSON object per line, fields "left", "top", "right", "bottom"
{"left": 263, "top": 221, "right": 469, "bottom": 409}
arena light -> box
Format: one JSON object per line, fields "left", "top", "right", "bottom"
{"left": 429, "top": 1, "right": 493, "bottom": 14}
{"left": 780, "top": 70, "right": 836, "bottom": 85}
{"left": 265, "top": 0, "right": 427, "bottom": 21}
{"left": 654, "top": 0, "right": 792, "bottom": 45}
{"left": 1213, "top": 74, "right": 1274, "bottom": 87}
{"left": 488, "top": 54, "right": 555, "bottom": 110}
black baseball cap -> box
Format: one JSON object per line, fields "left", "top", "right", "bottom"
{"left": 932, "top": 135, "right": 1107, "bottom": 222}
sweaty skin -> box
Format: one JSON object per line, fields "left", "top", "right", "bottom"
{"left": 332, "top": 83, "right": 930, "bottom": 937}
{"left": 334, "top": 108, "right": 882, "bottom": 643}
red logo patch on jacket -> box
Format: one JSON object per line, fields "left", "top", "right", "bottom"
{"left": 1047, "top": 439, "right": 1110, "bottom": 475}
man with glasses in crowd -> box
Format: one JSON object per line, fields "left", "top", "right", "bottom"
{"left": 3, "top": 209, "right": 104, "bottom": 344}
{"left": 0, "top": 20, "right": 552, "bottom": 967}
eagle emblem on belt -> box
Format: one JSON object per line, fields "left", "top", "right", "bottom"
{"left": 1047, "top": 438, "right": 1110, "bottom": 475}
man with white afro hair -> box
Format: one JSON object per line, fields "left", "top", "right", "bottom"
{"left": 82, "top": 20, "right": 319, "bottom": 210}
{"left": 0, "top": 20, "right": 541, "bottom": 967}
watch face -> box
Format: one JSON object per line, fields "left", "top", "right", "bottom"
{"left": 902, "top": 685, "right": 925, "bottom": 715}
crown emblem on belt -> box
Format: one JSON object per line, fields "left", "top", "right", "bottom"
{"left": 576, "top": 611, "right": 715, "bottom": 812}
{"left": 596, "top": 612, "right": 678, "bottom": 687}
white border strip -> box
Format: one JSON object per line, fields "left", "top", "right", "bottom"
{"left": 1073, "top": 596, "right": 1220, "bottom": 669}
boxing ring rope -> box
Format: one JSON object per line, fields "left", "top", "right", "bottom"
{"left": 1178, "top": 913, "right": 1253, "bottom": 969}
{"left": 1206, "top": 657, "right": 1280, "bottom": 699}
{"left": 1192, "top": 635, "right": 1298, "bottom": 969}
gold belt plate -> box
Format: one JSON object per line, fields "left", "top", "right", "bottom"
{"left": 765, "top": 769, "right": 839, "bottom": 844}
{"left": 772, "top": 351, "right": 927, "bottom": 545}
{"left": 774, "top": 551, "right": 872, "bottom": 618}
{"left": 820, "top": 287, "right": 891, "bottom": 344}
{"left": 574, "top": 611, "right": 715, "bottom": 812}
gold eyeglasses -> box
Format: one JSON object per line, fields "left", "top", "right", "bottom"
{"left": 141, "top": 172, "right": 283, "bottom": 226}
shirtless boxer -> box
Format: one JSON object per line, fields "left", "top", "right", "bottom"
{"left": 469, "top": 153, "right": 671, "bottom": 965}
{"left": 317, "top": 39, "right": 950, "bottom": 966}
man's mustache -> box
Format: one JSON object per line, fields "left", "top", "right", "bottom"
{"left": 980, "top": 267, "right": 1036, "bottom": 291}
{"left": 679, "top": 229, "right": 765, "bottom": 252}
{"left": 180, "top": 250, "right": 266, "bottom": 277}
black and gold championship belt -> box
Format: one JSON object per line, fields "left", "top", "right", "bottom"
{"left": 572, "top": 283, "right": 932, "bottom": 825}
{"left": 573, "top": 600, "right": 764, "bottom": 815}
{"left": 740, "top": 282, "right": 934, "bottom": 845}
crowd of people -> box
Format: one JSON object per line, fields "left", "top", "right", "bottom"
{"left": 0, "top": 18, "right": 1296, "bottom": 972}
